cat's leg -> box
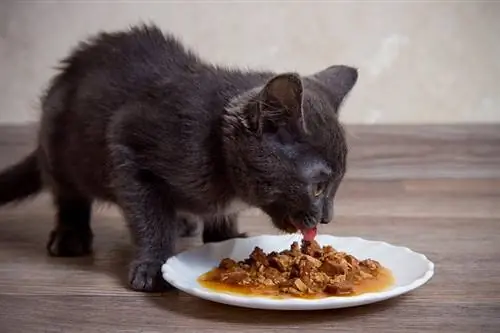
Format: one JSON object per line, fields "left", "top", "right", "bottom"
{"left": 47, "top": 192, "right": 93, "bottom": 257}
{"left": 111, "top": 165, "right": 177, "bottom": 292}
{"left": 121, "top": 185, "right": 177, "bottom": 292}
{"left": 202, "top": 214, "right": 247, "bottom": 243}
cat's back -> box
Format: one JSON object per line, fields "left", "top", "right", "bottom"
{"left": 38, "top": 25, "right": 269, "bottom": 203}
{"left": 40, "top": 24, "right": 208, "bottom": 150}
{"left": 38, "top": 25, "right": 209, "bottom": 200}
{"left": 42, "top": 24, "right": 206, "bottom": 124}
{"left": 62, "top": 25, "right": 200, "bottom": 78}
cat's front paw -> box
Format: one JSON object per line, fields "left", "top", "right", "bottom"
{"left": 47, "top": 227, "right": 93, "bottom": 257}
{"left": 129, "top": 259, "right": 172, "bottom": 292}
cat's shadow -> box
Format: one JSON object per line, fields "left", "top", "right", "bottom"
{"left": 0, "top": 210, "right": 135, "bottom": 289}
{"left": 147, "top": 291, "right": 403, "bottom": 324}
{"left": 0, "top": 210, "right": 403, "bottom": 324}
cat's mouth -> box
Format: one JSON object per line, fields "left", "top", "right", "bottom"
{"left": 261, "top": 204, "right": 318, "bottom": 241}
{"left": 285, "top": 218, "right": 317, "bottom": 241}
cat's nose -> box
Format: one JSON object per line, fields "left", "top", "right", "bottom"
{"left": 320, "top": 209, "right": 334, "bottom": 224}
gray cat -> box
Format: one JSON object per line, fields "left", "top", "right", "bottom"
{"left": 0, "top": 25, "right": 358, "bottom": 292}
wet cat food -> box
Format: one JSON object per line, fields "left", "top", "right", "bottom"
{"left": 198, "top": 240, "right": 394, "bottom": 298}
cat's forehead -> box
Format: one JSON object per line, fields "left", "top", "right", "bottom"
{"left": 300, "top": 89, "right": 347, "bottom": 171}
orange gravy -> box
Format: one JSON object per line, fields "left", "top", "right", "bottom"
{"left": 198, "top": 267, "right": 394, "bottom": 299}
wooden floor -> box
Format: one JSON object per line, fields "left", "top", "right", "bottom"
{"left": 0, "top": 124, "right": 499, "bottom": 333}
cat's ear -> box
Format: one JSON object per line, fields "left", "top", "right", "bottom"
{"left": 252, "top": 73, "right": 305, "bottom": 134}
{"left": 312, "top": 65, "right": 358, "bottom": 110}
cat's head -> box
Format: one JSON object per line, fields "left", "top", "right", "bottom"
{"left": 222, "top": 65, "right": 358, "bottom": 235}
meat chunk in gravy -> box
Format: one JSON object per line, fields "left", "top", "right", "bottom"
{"left": 206, "top": 240, "right": 383, "bottom": 297}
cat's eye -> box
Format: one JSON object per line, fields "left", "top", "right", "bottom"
{"left": 313, "top": 183, "right": 326, "bottom": 197}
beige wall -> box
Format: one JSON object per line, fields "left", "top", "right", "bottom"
{"left": 1, "top": 1, "right": 499, "bottom": 124}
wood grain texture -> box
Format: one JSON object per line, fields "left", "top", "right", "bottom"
{"left": 0, "top": 125, "right": 499, "bottom": 332}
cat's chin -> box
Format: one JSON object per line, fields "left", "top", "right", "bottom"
{"left": 289, "top": 220, "right": 318, "bottom": 241}
{"left": 274, "top": 218, "right": 318, "bottom": 241}
{"left": 260, "top": 206, "right": 318, "bottom": 240}
{"left": 272, "top": 217, "right": 297, "bottom": 233}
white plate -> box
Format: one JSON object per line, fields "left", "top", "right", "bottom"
{"left": 161, "top": 234, "right": 434, "bottom": 310}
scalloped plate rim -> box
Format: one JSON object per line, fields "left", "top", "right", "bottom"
{"left": 161, "top": 234, "right": 435, "bottom": 310}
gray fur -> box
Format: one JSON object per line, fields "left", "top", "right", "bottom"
{"left": 0, "top": 24, "right": 358, "bottom": 292}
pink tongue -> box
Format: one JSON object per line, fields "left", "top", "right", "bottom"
{"left": 300, "top": 227, "right": 317, "bottom": 241}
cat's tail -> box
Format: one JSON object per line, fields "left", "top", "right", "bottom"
{"left": 0, "top": 150, "right": 43, "bottom": 206}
